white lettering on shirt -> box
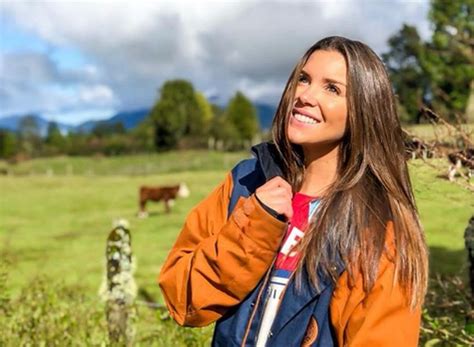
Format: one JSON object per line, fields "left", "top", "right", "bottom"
{"left": 280, "top": 226, "right": 305, "bottom": 257}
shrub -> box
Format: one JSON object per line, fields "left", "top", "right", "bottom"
{"left": 0, "top": 275, "right": 107, "bottom": 346}
{"left": 420, "top": 275, "right": 474, "bottom": 346}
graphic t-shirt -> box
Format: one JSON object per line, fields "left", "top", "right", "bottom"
{"left": 255, "top": 193, "right": 319, "bottom": 347}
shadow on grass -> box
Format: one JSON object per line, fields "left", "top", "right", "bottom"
{"left": 147, "top": 211, "right": 168, "bottom": 216}
{"left": 429, "top": 245, "right": 468, "bottom": 278}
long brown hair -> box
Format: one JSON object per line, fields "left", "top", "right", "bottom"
{"left": 272, "top": 36, "right": 428, "bottom": 308}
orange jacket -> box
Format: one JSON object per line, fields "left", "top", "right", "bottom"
{"left": 158, "top": 171, "right": 421, "bottom": 346}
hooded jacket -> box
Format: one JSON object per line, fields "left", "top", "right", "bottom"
{"left": 159, "top": 142, "right": 421, "bottom": 346}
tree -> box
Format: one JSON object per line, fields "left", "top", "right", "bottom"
{"left": 226, "top": 91, "right": 259, "bottom": 141}
{"left": 131, "top": 117, "right": 155, "bottom": 152}
{"left": 426, "top": 0, "right": 473, "bottom": 122}
{"left": 45, "top": 121, "right": 66, "bottom": 152}
{"left": 382, "top": 25, "right": 428, "bottom": 123}
{"left": 195, "top": 92, "right": 214, "bottom": 135}
{"left": 18, "top": 115, "right": 41, "bottom": 156}
{"left": 209, "top": 113, "right": 240, "bottom": 149}
{"left": 150, "top": 80, "right": 205, "bottom": 150}
{"left": 151, "top": 97, "right": 185, "bottom": 150}
{"left": 383, "top": 0, "right": 473, "bottom": 123}
{"left": 92, "top": 122, "right": 126, "bottom": 138}
{"left": 467, "top": 81, "right": 474, "bottom": 123}
{"left": 65, "top": 132, "right": 88, "bottom": 156}
{"left": 0, "top": 130, "right": 17, "bottom": 158}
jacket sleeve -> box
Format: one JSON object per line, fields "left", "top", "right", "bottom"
{"left": 158, "top": 172, "right": 287, "bottom": 327}
{"left": 330, "top": 224, "right": 421, "bottom": 347}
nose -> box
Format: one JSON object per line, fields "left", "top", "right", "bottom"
{"left": 297, "top": 86, "right": 318, "bottom": 107}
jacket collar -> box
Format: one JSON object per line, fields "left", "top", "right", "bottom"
{"left": 251, "top": 142, "right": 284, "bottom": 181}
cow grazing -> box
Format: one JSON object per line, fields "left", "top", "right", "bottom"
{"left": 138, "top": 183, "right": 190, "bottom": 218}
{"left": 402, "top": 130, "right": 434, "bottom": 160}
{"left": 447, "top": 148, "right": 474, "bottom": 181}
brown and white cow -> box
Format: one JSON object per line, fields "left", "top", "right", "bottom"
{"left": 448, "top": 148, "right": 474, "bottom": 181}
{"left": 138, "top": 183, "right": 190, "bottom": 218}
{"left": 404, "top": 136, "right": 434, "bottom": 160}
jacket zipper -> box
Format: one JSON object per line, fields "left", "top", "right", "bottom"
{"left": 262, "top": 267, "right": 298, "bottom": 344}
{"left": 240, "top": 221, "right": 298, "bottom": 347}
{"left": 240, "top": 255, "right": 277, "bottom": 347}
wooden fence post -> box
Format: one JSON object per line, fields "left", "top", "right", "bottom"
{"left": 100, "top": 219, "right": 137, "bottom": 346}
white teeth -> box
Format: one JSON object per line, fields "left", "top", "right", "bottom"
{"left": 294, "top": 113, "right": 317, "bottom": 124}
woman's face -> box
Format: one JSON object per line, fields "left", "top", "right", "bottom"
{"left": 288, "top": 50, "right": 348, "bottom": 151}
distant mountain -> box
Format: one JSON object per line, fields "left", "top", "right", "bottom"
{"left": 73, "top": 119, "right": 99, "bottom": 133}
{"left": 0, "top": 104, "right": 276, "bottom": 135}
{"left": 109, "top": 108, "right": 151, "bottom": 129}
{"left": 80, "top": 104, "right": 276, "bottom": 132}
{"left": 0, "top": 114, "right": 74, "bottom": 135}
{"left": 74, "top": 108, "right": 151, "bottom": 133}
{"left": 96, "top": 103, "right": 276, "bottom": 131}
{"left": 0, "top": 109, "right": 151, "bottom": 135}
{"left": 255, "top": 103, "right": 277, "bottom": 130}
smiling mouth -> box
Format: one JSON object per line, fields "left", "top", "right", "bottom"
{"left": 292, "top": 111, "right": 320, "bottom": 125}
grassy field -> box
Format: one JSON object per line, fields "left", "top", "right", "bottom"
{"left": 0, "top": 151, "right": 473, "bottom": 345}
{"left": 0, "top": 150, "right": 247, "bottom": 176}
{"left": 409, "top": 159, "right": 473, "bottom": 275}
{"left": 404, "top": 123, "right": 474, "bottom": 144}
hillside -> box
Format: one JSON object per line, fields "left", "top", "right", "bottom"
{"left": 0, "top": 103, "right": 278, "bottom": 134}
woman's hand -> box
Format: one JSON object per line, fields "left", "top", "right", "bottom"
{"left": 255, "top": 176, "right": 293, "bottom": 220}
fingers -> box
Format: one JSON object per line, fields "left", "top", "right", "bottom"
{"left": 268, "top": 197, "right": 293, "bottom": 220}
{"left": 265, "top": 176, "right": 292, "bottom": 194}
{"left": 255, "top": 176, "right": 293, "bottom": 220}
{"left": 265, "top": 187, "right": 292, "bottom": 202}
{"left": 283, "top": 205, "right": 293, "bottom": 220}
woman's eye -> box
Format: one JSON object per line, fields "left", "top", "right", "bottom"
{"left": 326, "top": 83, "right": 340, "bottom": 95}
{"left": 298, "top": 74, "right": 309, "bottom": 84}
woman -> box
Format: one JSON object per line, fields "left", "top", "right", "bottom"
{"left": 159, "top": 36, "right": 428, "bottom": 346}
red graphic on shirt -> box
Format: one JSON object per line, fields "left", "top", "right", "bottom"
{"left": 274, "top": 193, "right": 315, "bottom": 272}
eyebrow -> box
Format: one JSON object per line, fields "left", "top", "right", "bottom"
{"left": 300, "top": 69, "right": 346, "bottom": 87}
{"left": 324, "top": 78, "right": 346, "bottom": 87}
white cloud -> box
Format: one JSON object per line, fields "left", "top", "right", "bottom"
{"left": 0, "top": 51, "right": 118, "bottom": 115}
{"left": 1, "top": 0, "right": 431, "bottom": 122}
{"left": 79, "top": 84, "right": 116, "bottom": 106}
{"left": 44, "top": 108, "right": 117, "bottom": 125}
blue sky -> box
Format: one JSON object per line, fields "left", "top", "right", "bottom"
{"left": 0, "top": 0, "right": 431, "bottom": 125}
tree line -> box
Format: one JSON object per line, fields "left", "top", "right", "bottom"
{"left": 0, "top": 85, "right": 260, "bottom": 159}
{"left": 150, "top": 80, "right": 259, "bottom": 151}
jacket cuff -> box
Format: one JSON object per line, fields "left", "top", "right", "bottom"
{"left": 255, "top": 193, "right": 287, "bottom": 222}
{"left": 231, "top": 194, "right": 287, "bottom": 252}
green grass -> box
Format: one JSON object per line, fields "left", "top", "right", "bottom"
{"left": 404, "top": 123, "right": 474, "bottom": 143}
{"left": 0, "top": 152, "right": 473, "bottom": 345}
{"left": 0, "top": 150, "right": 247, "bottom": 176}
{"left": 409, "top": 159, "right": 473, "bottom": 275}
